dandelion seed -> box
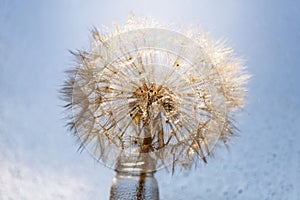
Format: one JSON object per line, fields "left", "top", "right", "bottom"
{"left": 61, "top": 15, "right": 249, "bottom": 172}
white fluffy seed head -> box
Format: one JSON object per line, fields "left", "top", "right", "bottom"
{"left": 61, "top": 15, "right": 249, "bottom": 172}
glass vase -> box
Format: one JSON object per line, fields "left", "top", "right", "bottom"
{"left": 110, "top": 154, "right": 159, "bottom": 200}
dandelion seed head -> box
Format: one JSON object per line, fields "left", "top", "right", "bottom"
{"left": 61, "top": 15, "right": 249, "bottom": 171}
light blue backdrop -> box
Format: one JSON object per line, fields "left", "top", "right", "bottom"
{"left": 0, "top": 0, "right": 299, "bottom": 199}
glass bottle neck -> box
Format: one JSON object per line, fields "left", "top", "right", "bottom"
{"left": 110, "top": 154, "right": 159, "bottom": 200}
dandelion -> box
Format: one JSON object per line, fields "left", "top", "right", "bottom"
{"left": 61, "top": 15, "right": 249, "bottom": 174}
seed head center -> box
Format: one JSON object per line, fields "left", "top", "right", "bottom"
{"left": 129, "top": 82, "right": 176, "bottom": 126}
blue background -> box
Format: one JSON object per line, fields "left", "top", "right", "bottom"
{"left": 0, "top": 0, "right": 299, "bottom": 199}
